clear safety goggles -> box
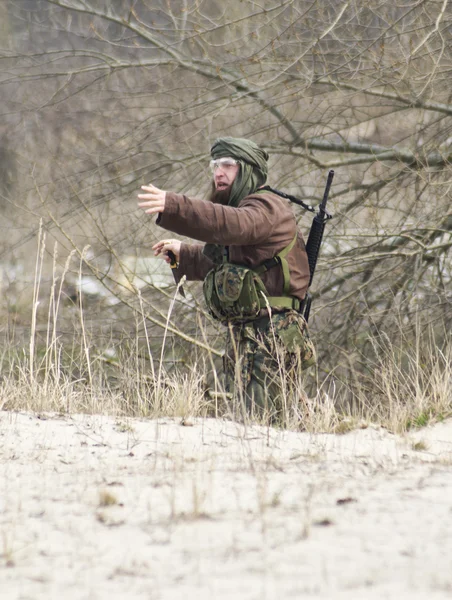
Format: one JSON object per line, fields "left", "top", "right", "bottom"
{"left": 209, "top": 157, "right": 239, "bottom": 173}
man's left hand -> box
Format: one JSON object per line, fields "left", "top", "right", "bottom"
{"left": 137, "top": 183, "right": 166, "bottom": 215}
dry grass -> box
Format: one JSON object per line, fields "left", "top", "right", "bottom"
{"left": 1, "top": 235, "right": 450, "bottom": 435}
{"left": 358, "top": 325, "right": 452, "bottom": 433}
{"left": 2, "top": 324, "right": 450, "bottom": 435}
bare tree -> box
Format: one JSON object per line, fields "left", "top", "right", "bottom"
{"left": 1, "top": 0, "right": 451, "bottom": 393}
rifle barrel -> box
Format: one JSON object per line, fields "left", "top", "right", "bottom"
{"left": 320, "top": 169, "right": 335, "bottom": 212}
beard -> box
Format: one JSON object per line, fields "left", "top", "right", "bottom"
{"left": 208, "top": 181, "right": 232, "bottom": 206}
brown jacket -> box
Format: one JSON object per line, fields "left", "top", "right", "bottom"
{"left": 157, "top": 190, "right": 310, "bottom": 301}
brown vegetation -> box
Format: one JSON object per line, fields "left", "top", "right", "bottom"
{"left": 0, "top": 0, "right": 451, "bottom": 424}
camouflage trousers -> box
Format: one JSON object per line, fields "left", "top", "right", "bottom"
{"left": 223, "top": 310, "right": 316, "bottom": 421}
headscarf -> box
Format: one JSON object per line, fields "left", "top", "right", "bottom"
{"left": 204, "top": 137, "right": 269, "bottom": 263}
{"left": 210, "top": 137, "right": 269, "bottom": 209}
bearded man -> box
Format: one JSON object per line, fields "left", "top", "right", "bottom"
{"left": 137, "top": 137, "right": 315, "bottom": 421}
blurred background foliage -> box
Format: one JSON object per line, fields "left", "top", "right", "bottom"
{"left": 0, "top": 0, "right": 451, "bottom": 402}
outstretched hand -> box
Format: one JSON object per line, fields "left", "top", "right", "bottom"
{"left": 137, "top": 183, "right": 166, "bottom": 215}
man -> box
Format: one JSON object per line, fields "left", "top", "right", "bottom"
{"left": 137, "top": 137, "right": 315, "bottom": 421}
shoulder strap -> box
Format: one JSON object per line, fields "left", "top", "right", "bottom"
{"left": 255, "top": 232, "right": 297, "bottom": 295}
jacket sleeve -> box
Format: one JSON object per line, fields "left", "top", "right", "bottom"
{"left": 178, "top": 243, "right": 213, "bottom": 281}
{"left": 157, "top": 192, "right": 274, "bottom": 245}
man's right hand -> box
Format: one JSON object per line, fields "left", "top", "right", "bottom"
{"left": 152, "top": 239, "right": 182, "bottom": 264}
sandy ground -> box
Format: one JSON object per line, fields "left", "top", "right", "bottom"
{"left": 1, "top": 411, "right": 452, "bottom": 600}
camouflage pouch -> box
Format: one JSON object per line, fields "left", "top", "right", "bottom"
{"left": 203, "top": 263, "right": 268, "bottom": 323}
{"left": 270, "top": 311, "right": 317, "bottom": 369}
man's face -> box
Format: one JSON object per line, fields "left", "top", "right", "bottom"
{"left": 210, "top": 157, "right": 240, "bottom": 190}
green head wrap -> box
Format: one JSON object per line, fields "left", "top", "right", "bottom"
{"left": 204, "top": 137, "right": 269, "bottom": 264}
{"left": 210, "top": 137, "right": 269, "bottom": 208}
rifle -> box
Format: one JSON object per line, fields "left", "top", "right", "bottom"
{"left": 303, "top": 169, "right": 334, "bottom": 322}
{"left": 262, "top": 171, "right": 334, "bottom": 321}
